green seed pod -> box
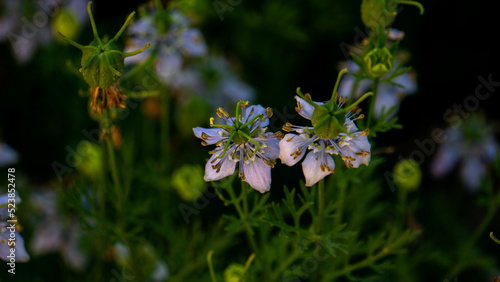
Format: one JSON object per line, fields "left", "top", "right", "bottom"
{"left": 223, "top": 263, "right": 245, "bottom": 282}
{"left": 171, "top": 164, "right": 205, "bottom": 201}
{"left": 363, "top": 47, "right": 393, "bottom": 78}
{"left": 59, "top": 2, "right": 150, "bottom": 89}
{"left": 361, "top": 0, "right": 424, "bottom": 30}
{"left": 311, "top": 104, "right": 345, "bottom": 139}
{"left": 394, "top": 159, "right": 421, "bottom": 191}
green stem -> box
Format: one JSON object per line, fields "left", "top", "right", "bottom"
{"left": 269, "top": 247, "right": 302, "bottom": 281}
{"left": 316, "top": 179, "right": 325, "bottom": 234}
{"left": 160, "top": 86, "right": 171, "bottom": 173}
{"left": 227, "top": 182, "right": 258, "bottom": 253}
{"left": 330, "top": 68, "right": 348, "bottom": 112}
{"left": 105, "top": 109, "right": 122, "bottom": 214}
{"left": 445, "top": 191, "right": 500, "bottom": 279}
{"left": 207, "top": 250, "right": 217, "bottom": 282}
{"left": 335, "top": 183, "right": 346, "bottom": 227}
{"left": 367, "top": 78, "right": 380, "bottom": 128}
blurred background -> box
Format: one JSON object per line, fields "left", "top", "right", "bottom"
{"left": 1, "top": 0, "right": 499, "bottom": 281}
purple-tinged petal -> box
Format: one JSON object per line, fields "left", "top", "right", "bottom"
{"left": 243, "top": 105, "right": 269, "bottom": 128}
{"left": 193, "top": 127, "right": 227, "bottom": 145}
{"left": 483, "top": 138, "right": 498, "bottom": 162}
{"left": 393, "top": 72, "right": 417, "bottom": 95}
{"left": 279, "top": 133, "right": 313, "bottom": 166}
{"left": 179, "top": 28, "right": 207, "bottom": 57}
{"left": 1, "top": 230, "right": 30, "bottom": 262}
{"left": 431, "top": 145, "right": 460, "bottom": 177}
{"left": 256, "top": 133, "right": 280, "bottom": 160}
{"left": 294, "top": 96, "right": 324, "bottom": 120}
{"left": 374, "top": 84, "right": 400, "bottom": 119}
{"left": 302, "top": 151, "right": 335, "bottom": 187}
{"left": 242, "top": 158, "right": 272, "bottom": 193}
{"left": 461, "top": 156, "right": 485, "bottom": 191}
{"left": 156, "top": 52, "right": 183, "bottom": 84}
{"left": 204, "top": 147, "right": 237, "bottom": 181}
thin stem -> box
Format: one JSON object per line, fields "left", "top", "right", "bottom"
{"left": 227, "top": 182, "right": 258, "bottom": 253}
{"left": 87, "top": 2, "right": 102, "bottom": 45}
{"left": 105, "top": 109, "right": 122, "bottom": 214}
{"left": 160, "top": 86, "right": 171, "bottom": 174}
{"left": 316, "top": 179, "right": 325, "bottom": 234}
{"left": 444, "top": 191, "right": 500, "bottom": 279}
{"left": 330, "top": 68, "right": 348, "bottom": 112}
{"left": 207, "top": 250, "right": 217, "bottom": 282}
{"left": 335, "top": 183, "right": 346, "bottom": 227}
{"left": 366, "top": 78, "right": 380, "bottom": 128}
{"left": 154, "top": 0, "right": 164, "bottom": 11}
{"left": 105, "top": 11, "right": 136, "bottom": 48}
{"left": 122, "top": 43, "right": 151, "bottom": 57}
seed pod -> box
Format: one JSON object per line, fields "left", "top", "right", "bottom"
{"left": 59, "top": 1, "right": 150, "bottom": 89}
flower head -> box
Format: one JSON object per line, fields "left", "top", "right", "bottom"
{"left": 0, "top": 192, "right": 30, "bottom": 262}
{"left": 279, "top": 70, "right": 372, "bottom": 186}
{"left": 193, "top": 102, "right": 279, "bottom": 193}
{"left": 431, "top": 115, "right": 498, "bottom": 191}
{"left": 125, "top": 8, "right": 207, "bottom": 84}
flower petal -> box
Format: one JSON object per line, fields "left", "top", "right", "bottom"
{"left": 339, "top": 134, "right": 371, "bottom": 168}
{"left": 255, "top": 133, "right": 280, "bottom": 160}
{"left": 461, "top": 156, "right": 485, "bottom": 191}
{"left": 204, "top": 147, "right": 236, "bottom": 181}
{"left": 431, "top": 145, "right": 459, "bottom": 177}
{"left": 242, "top": 157, "right": 272, "bottom": 193}
{"left": 302, "top": 151, "right": 335, "bottom": 187}
{"left": 193, "top": 127, "right": 227, "bottom": 145}
{"left": 295, "top": 96, "right": 324, "bottom": 120}
{"left": 279, "top": 133, "right": 312, "bottom": 166}
{"left": 243, "top": 105, "right": 269, "bottom": 128}
{"left": 179, "top": 28, "right": 207, "bottom": 57}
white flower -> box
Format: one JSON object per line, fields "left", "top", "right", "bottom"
{"left": 194, "top": 104, "right": 279, "bottom": 193}
{"left": 279, "top": 96, "right": 371, "bottom": 186}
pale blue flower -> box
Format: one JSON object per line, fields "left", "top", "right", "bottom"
{"left": 0, "top": 142, "right": 18, "bottom": 167}
{"left": 279, "top": 96, "right": 371, "bottom": 187}
{"left": 174, "top": 56, "right": 255, "bottom": 109}
{"left": 125, "top": 9, "right": 207, "bottom": 83}
{"left": 29, "top": 190, "right": 88, "bottom": 270}
{"left": 194, "top": 104, "right": 279, "bottom": 193}
{"left": 431, "top": 117, "right": 498, "bottom": 191}
{"left": 0, "top": 193, "right": 30, "bottom": 262}
{"left": 338, "top": 60, "right": 417, "bottom": 119}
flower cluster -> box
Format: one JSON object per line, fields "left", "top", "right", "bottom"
{"left": 194, "top": 71, "right": 373, "bottom": 191}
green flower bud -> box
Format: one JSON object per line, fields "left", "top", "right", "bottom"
{"left": 361, "top": 0, "right": 397, "bottom": 30}
{"left": 363, "top": 47, "right": 393, "bottom": 78}
{"left": 52, "top": 9, "right": 81, "bottom": 42}
{"left": 361, "top": 0, "right": 424, "bottom": 30}
{"left": 59, "top": 2, "right": 150, "bottom": 89}
{"left": 74, "top": 141, "right": 102, "bottom": 179}
{"left": 394, "top": 159, "right": 421, "bottom": 191}
{"left": 223, "top": 263, "right": 245, "bottom": 282}
{"left": 171, "top": 164, "right": 205, "bottom": 201}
